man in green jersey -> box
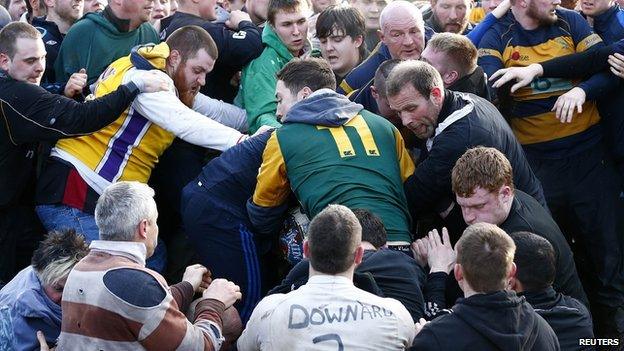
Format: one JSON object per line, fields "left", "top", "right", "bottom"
{"left": 247, "top": 58, "right": 415, "bottom": 248}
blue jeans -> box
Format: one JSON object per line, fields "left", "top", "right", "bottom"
{"left": 35, "top": 204, "right": 167, "bottom": 273}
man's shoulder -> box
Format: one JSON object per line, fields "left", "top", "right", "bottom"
{"left": 101, "top": 267, "right": 168, "bottom": 308}
{"left": 65, "top": 13, "right": 102, "bottom": 34}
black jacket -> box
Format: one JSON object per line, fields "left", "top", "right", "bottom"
{"left": 0, "top": 71, "right": 139, "bottom": 208}
{"left": 500, "top": 191, "right": 588, "bottom": 306}
{"left": 269, "top": 249, "right": 427, "bottom": 321}
{"left": 410, "top": 290, "right": 560, "bottom": 351}
{"left": 160, "top": 12, "right": 262, "bottom": 103}
{"left": 404, "top": 90, "right": 547, "bottom": 219}
{"left": 448, "top": 66, "right": 489, "bottom": 100}
{"left": 523, "top": 287, "right": 594, "bottom": 351}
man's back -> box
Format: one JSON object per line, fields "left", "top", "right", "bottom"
{"left": 410, "top": 291, "right": 560, "bottom": 351}
{"left": 274, "top": 110, "right": 412, "bottom": 242}
{"left": 500, "top": 190, "right": 588, "bottom": 305}
{"left": 524, "top": 287, "right": 594, "bottom": 351}
{"left": 238, "top": 275, "right": 415, "bottom": 350}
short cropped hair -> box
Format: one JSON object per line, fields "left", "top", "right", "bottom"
{"left": 166, "top": 25, "right": 218, "bottom": 62}
{"left": 451, "top": 146, "right": 515, "bottom": 198}
{"left": 267, "top": 0, "right": 307, "bottom": 25}
{"left": 276, "top": 57, "right": 336, "bottom": 94}
{"left": 373, "top": 58, "right": 401, "bottom": 98}
{"left": 456, "top": 223, "right": 516, "bottom": 293}
{"left": 385, "top": 60, "right": 443, "bottom": 98}
{"left": 509, "top": 231, "right": 556, "bottom": 291}
{"left": 0, "top": 22, "right": 41, "bottom": 59}
{"left": 426, "top": 32, "right": 477, "bottom": 76}
{"left": 95, "top": 181, "right": 158, "bottom": 242}
{"left": 307, "top": 204, "right": 362, "bottom": 274}
{"left": 31, "top": 229, "right": 89, "bottom": 286}
{"left": 316, "top": 5, "right": 366, "bottom": 57}
{"left": 353, "top": 209, "right": 386, "bottom": 249}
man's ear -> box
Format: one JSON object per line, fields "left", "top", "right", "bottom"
{"left": 443, "top": 70, "right": 459, "bottom": 86}
{"left": 298, "top": 86, "right": 313, "bottom": 100}
{"left": 377, "top": 29, "right": 383, "bottom": 42}
{"left": 454, "top": 263, "right": 463, "bottom": 283}
{"left": 354, "top": 245, "right": 364, "bottom": 265}
{"left": 430, "top": 86, "right": 444, "bottom": 105}
{"left": 354, "top": 34, "right": 364, "bottom": 48}
{"left": 168, "top": 49, "right": 181, "bottom": 69}
{"left": 137, "top": 219, "right": 149, "bottom": 240}
{"left": 499, "top": 185, "right": 514, "bottom": 203}
{"left": 0, "top": 53, "right": 10, "bottom": 72}
{"left": 303, "top": 240, "right": 310, "bottom": 259}
{"left": 370, "top": 85, "right": 379, "bottom": 99}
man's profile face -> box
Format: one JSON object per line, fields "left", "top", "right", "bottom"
{"left": 526, "top": 0, "right": 559, "bottom": 26}
{"left": 319, "top": 28, "right": 362, "bottom": 78}
{"left": 271, "top": 8, "right": 308, "bottom": 55}
{"left": 380, "top": 12, "right": 424, "bottom": 60}
{"left": 421, "top": 46, "right": 457, "bottom": 87}
{"left": 171, "top": 48, "right": 215, "bottom": 107}
{"left": 580, "top": 0, "right": 612, "bottom": 16}
{"left": 198, "top": 0, "right": 218, "bottom": 21}
{"left": 121, "top": 0, "right": 154, "bottom": 23}
{"left": 54, "top": 0, "right": 85, "bottom": 23}
{"left": 349, "top": 0, "right": 388, "bottom": 30}
{"left": 431, "top": 0, "right": 470, "bottom": 33}
{"left": 387, "top": 84, "right": 440, "bottom": 139}
{"left": 275, "top": 80, "right": 299, "bottom": 121}
{"left": 0, "top": 37, "right": 46, "bottom": 85}
{"left": 7, "top": 0, "right": 26, "bottom": 21}
{"left": 456, "top": 186, "right": 509, "bottom": 226}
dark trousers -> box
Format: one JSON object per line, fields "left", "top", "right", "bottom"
{"left": 181, "top": 182, "right": 265, "bottom": 324}
{"left": 0, "top": 206, "right": 44, "bottom": 286}
{"left": 527, "top": 145, "right": 624, "bottom": 336}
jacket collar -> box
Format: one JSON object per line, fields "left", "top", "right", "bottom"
{"left": 89, "top": 240, "right": 147, "bottom": 266}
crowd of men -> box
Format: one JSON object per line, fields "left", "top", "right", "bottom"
{"left": 1, "top": 0, "right": 624, "bottom": 348}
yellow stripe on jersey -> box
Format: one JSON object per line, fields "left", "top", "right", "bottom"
{"left": 340, "top": 80, "right": 354, "bottom": 95}
{"left": 478, "top": 48, "right": 503, "bottom": 61}
{"left": 576, "top": 33, "right": 603, "bottom": 52}
{"left": 253, "top": 132, "right": 290, "bottom": 207}
{"left": 510, "top": 101, "right": 601, "bottom": 145}
{"left": 394, "top": 129, "right": 415, "bottom": 183}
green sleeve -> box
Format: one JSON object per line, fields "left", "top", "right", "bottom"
{"left": 242, "top": 68, "right": 282, "bottom": 134}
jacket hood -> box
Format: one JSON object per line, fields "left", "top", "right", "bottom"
{"left": 453, "top": 290, "right": 542, "bottom": 350}
{"left": 262, "top": 25, "right": 295, "bottom": 61}
{"left": 283, "top": 88, "right": 363, "bottom": 126}
{"left": 129, "top": 42, "right": 169, "bottom": 70}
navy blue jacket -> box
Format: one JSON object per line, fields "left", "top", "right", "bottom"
{"left": 593, "top": 5, "right": 624, "bottom": 45}
{"left": 410, "top": 291, "right": 560, "bottom": 351}
{"left": 404, "top": 90, "right": 547, "bottom": 219}
{"left": 523, "top": 287, "right": 594, "bottom": 351}
{"left": 33, "top": 17, "right": 65, "bottom": 94}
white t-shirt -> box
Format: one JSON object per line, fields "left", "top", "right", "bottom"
{"left": 238, "top": 275, "right": 415, "bottom": 351}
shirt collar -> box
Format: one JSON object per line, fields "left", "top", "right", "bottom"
{"left": 307, "top": 275, "right": 353, "bottom": 285}
{"left": 89, "top": 240, "right": 147, "bottom": 266}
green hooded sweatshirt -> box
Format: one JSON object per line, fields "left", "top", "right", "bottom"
{"left": 54, "top": 7, "right": 159, "bottom": 85}
{"left": 235, "top": 24, "right": 294, "bottom": 134}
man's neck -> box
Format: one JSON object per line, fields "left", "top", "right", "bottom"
{"left": 108, "top": 5, "right": 142, "bottom": 31}
{"left": 361, "top": 241, "right": 377, "bottom": 251}
{"left": 511, "top": 7, "right": 540, "bottom": 30}
{"left": 309, "top": 266, "right": 355, "bottom": 280}
{"left": 176, "top": 5, "right": 201, "bottom": 18}
{"left": 46, "top": 12, "right": 72, "bottom": 34}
